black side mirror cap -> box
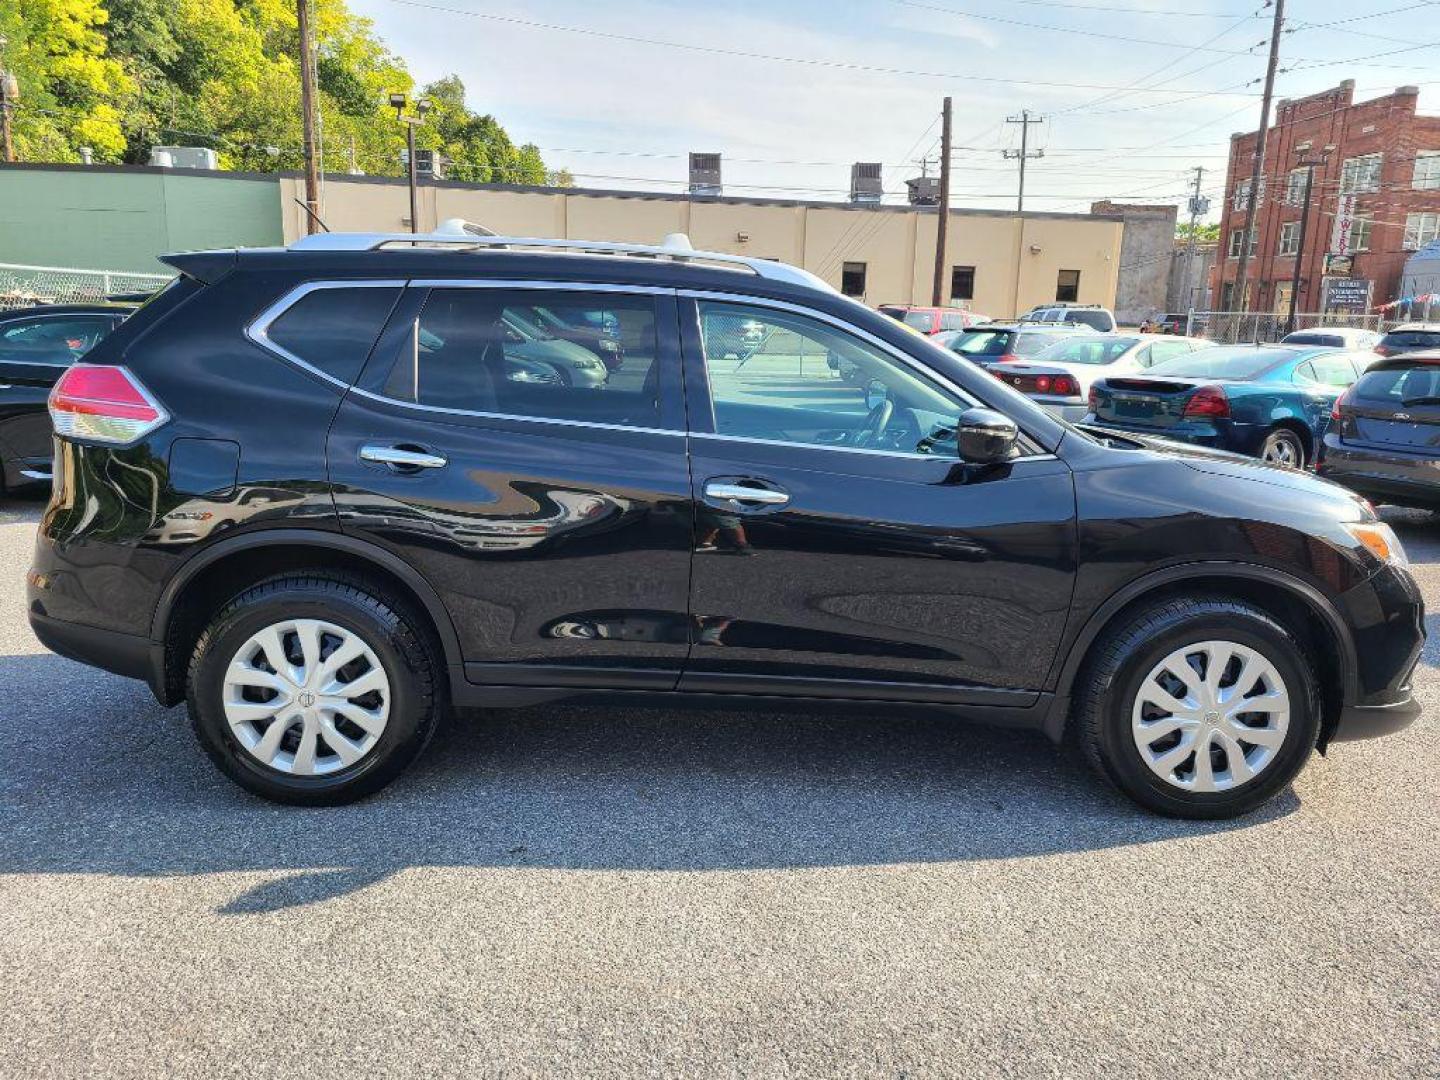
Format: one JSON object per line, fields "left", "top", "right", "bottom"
{"left": 955, "top": 407, "right": 1019, "bottom": 464}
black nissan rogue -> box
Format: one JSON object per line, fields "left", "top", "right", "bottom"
{"left": 26, "top": 228, "right": 1424, "bottom": 818}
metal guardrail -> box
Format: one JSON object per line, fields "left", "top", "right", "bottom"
{"left": 0, "top": 262, "right": 174, "bottom": 311}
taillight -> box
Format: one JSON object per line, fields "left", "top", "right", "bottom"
{"left": 1035, "top": 375, "right": 1051, "bottom": 393}
{"left": 1330, "top": 386, "right": 1351, "bottom": 422}
{"left": 1182, "top": 385, "right": 1230, "bottom": 418}
{"left": 1087, "top": 385, "right": 1100, "bottom": 413}
{"left": 48, "top": 365, "right": 168, "bottom": 444}
{"left": 1051, "top": 375, "right": 1078, "bottom": 397}
{"left": 1374, "top": 345, "right": 1392, "bottom": 357}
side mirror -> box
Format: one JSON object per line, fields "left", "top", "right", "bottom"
{"left": 955, "top": 407, "right": 1018, "bottom": 464}
{"left": 864, "top": 379, "right": 888, "bottom": 411}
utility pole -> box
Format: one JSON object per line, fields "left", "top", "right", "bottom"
{"left": 1178, "top": 166, "right": 1208, "bottom": 316}
{"left": 1003, "top": 109, "right": 1045, "bottom": 213}
{"left": 1286, "top": 143, "right": 1333, "bottom": 332}
{"left": 931, "top": 96, "right": 952, "bottom": 307}
{"left": 0, "top": 36, "right": 17, "bottom": 163}
{"left": 296, "top": 0, "right": 321, "bottom": 234}
{"left": 1230, "top": 0, "right": 1285, "bottom": 313}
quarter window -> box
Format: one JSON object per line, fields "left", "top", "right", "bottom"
{"left": 265, "top": 286, "right": 400, "bottom": 384}
{"left": 696, "top": 301, "right": 969, "bottom": 455}
{"left": 1056, "top": 270, "right": 1080, "bottom": 303}
{"left": 380, "top": 289, "right": 660, "bottom": 427}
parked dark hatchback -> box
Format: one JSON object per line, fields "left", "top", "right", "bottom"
{"left": 1376, "top": 323, "right": 1440, "bottom": 358}
{"left": 0, "top": 302, "right": 132, "bottom": 489}
{"left": 1318, "top": 351, "right": 1440, "bottom": 509}
{"left": 27, "top": 229, "right": 1423, "bottom": 818}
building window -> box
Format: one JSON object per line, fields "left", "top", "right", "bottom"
{"left": 1055, "top": 269, "right": 1080, "bottom": 303}
{"left": 1348, "top": 214, "right": 1374, "bottom": 253}
{"left": 840, "top": 261, "right": 867, "bottom": 298}
{"left": 1339, "top": 153, "right": 1383, "bottom": 194}
{"left": 1404, "top": 212, "right": 1440, "bottom": 250}
{"left": 1284, "top": 168, "right": 1308, "bottom": 205}
{"left": 1227, "top": 227, "right": 1257, "bottom": 258}
{"left": 950, "top": 265, "right": 975, "bottom": 301}
{"left": 1278, "top": 221, "right": 1301, "bottom": 256}
{"left": 1414, "top": 151, "right": 1440, "bottom": 191}
{"left": 1231, "top": 175, "right": 1265, "bottom": 211}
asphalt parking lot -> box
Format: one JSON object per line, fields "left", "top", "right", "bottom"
{"left": 1, "top": 493, "right": 1436, "bottom": 1078}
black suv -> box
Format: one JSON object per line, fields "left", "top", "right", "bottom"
{"left": 27, "top": 229, "right": 1424, "bottom": 817}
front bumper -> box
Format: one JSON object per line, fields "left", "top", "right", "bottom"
{"left": 1332, "top": 694, "right": 1423, "bottom": 742}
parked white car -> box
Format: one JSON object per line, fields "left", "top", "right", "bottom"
{"left": 1280, "top": 326, "right": 1382, "bottom": 350}
{"left": 989, "top": 333, "right": 1210, "bottom": 420}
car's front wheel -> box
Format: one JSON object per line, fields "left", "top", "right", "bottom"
{"left": 186, "top": 574, "right": 440, "bottom": 805}
{"left": 1075, "top": 596, "right": 1319, "bottom": 819}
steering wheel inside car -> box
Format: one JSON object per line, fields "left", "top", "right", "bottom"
{"left": 851, "top": 399, "right": 893, "bottom": 447}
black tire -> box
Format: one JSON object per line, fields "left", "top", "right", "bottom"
{"left": 186, "top": 573, "right": 440, "bottom": 806}
{"left": 1074, "top": 596, "right": 1319, "bottom": 819}
{"left": 1259, "top": 427, "right": 1306, "bottom": 469}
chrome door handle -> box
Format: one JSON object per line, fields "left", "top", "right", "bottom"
{"left": 359, "top": 444, "right": 448, "bottom": 470}
{"left": 704, "top": 481, "right": 789, "bottom": 506}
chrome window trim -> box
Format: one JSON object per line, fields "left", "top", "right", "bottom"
{"left": 406, "top": 279, "right": 677, "bottom": 297}
{"left": 344, "top": 385, "right": 685, "bottom": 438}
{"left": 246, "top": 279, "right": 408, "bottom": 390}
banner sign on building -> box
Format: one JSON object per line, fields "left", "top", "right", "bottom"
{"left": 1330, "top": 193, "right": 1359, "bottom": 256}
{"left": 1322, "top": 277, "right": 1372, "bottom": 312}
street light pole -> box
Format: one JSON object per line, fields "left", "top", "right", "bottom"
{"left": 389, "top": 93, "right": 431, "bottom": 235}
{"left": 1286, "top": 144, "right": 1333, "bottom": 333}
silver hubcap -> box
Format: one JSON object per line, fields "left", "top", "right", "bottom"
{"left": 1262, "top": 434, "right": 1301, "bottom": 468}
{"left": 222, "top": 619, "right": 390, "bottom": 776}
{"left": 1131, "top": 640, "right": 1291, "bottom": 793}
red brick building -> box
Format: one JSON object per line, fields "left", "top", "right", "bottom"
{"left": 1211, "top": 81, "right": 1440, "bottom": 314}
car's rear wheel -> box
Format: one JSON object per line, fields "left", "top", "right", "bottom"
{"left": 186, "top": 574, "right": 439, "bottom": 805}
{"left": 1075, "top": 596, "right": 1319, "bottom": 819}
{"left": 1260, "top": 428, "right": 1306, "bottom": 469}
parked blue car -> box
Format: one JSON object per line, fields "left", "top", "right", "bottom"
{"left": 1084, "top": 344, "right": 1379, "bottom": 468}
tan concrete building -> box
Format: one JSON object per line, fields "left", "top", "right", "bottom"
{"left": 280, "top": 175, "right": 1123, "bottom": 319}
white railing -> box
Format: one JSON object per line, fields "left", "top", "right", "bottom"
{"left": 0, "top": 262, "right": 174, "bottom": 312}
{"left": 1182, "top": 310, "right": 1395, "bottom": 344}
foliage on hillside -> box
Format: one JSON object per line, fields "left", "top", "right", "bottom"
{"left": 1, "top": 0, "right": 554, "bottom": 183}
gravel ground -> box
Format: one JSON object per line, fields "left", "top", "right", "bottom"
{"left": 1, "top": 492, "right": 1436, "bottom": 1078}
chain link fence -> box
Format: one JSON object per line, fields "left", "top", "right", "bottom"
{"left": 1182, "top": 310, "right": 1393, "bottom": 344}
{"left": 0, "top": 263, "right": 174, "bottom": 312}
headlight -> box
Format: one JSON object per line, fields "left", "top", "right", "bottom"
{"left": 1343, "top": 521, "right": 1408, "bottom": 567}
{"left": 597, "top": 339, "right": 619, "bottom": 352}
{"left": 508, "top": 368, "right": 558, "bottom": 384}
{"left": 576, "top": 357, "right": 604, "bottom": 370}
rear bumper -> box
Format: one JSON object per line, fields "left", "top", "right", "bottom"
{"left": 1316, "top": 435, "right": 1440, "bottom": 509}
{"left": 27, "top": 610, "right": 165, "bottom": 699}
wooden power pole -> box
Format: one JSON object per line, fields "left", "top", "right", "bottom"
{"left": 1231, "top": 0, "right": 1285, "bottom": 313}
{"left": 297, "top": 0, "right": 321, "bottom": 235}
{"left": 931, "top": 97, "right": 952, "bottom": 307}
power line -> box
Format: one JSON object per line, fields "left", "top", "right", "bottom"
{"left": 378, "top": 0, "right": 1263, "bottom": 97}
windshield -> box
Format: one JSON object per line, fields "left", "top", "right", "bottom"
{"left": 1031, "top": 336, "right": 1138, "bottom": 365}
{"left": 901, "top": 310, "right": 934, "bottom": 331}
{"left": 1146, "top": 346, "right": 1296, "bottom": 380}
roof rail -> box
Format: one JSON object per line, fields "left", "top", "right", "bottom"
{"left": 287, "top": 223, "right": 836, "bottom": 294}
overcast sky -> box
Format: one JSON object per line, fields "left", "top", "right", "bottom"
{"left": 347, "top": 0, "right": 1439, "bottom": 218}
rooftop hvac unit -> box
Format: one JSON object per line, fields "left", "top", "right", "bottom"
{"left": 850, "top": 162, "right": 884, "bottom": 204}
{"left": 149, "top": 146, "right": 219, "bottom": 170}
{"left": 906, "top": 175, "right": 940, "bottom": 206}
{"left": 689, "top": 153, "right": 722, "bottom": 196}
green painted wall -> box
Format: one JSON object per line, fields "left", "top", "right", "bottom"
{"left": 0, "top": 166, "right": 284, "bottom": 274}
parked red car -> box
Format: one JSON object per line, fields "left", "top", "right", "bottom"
{"left": 878, "top": 304, "right": 987, "bottom": 335}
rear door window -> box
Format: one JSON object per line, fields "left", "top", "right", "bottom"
{"left": 378, "top": 288, "right": 661, "bottom": 428}
{"left": 1145, "top": 340, "right": 1196, "bottom": 366}
{"left": 263, "top": 285, "right": 402, "bottom": 384}
{"left": 1305, "top": 353, "right": 1361, "bottom": 387}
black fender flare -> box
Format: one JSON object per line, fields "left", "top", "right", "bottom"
{"left": 1040, "top": 560, "right": 1358, "bottom": 741}
{"left": 149, "top": 527, "right": 465, "bottom": 673}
